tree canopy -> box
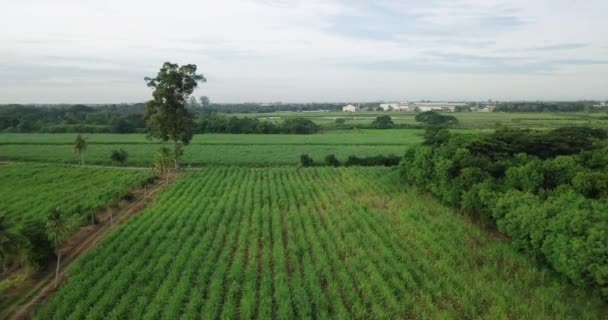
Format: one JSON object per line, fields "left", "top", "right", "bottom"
{"left": 415, "top": 111, "right": 459, "bottom": 126}
{"left": 145, "top": 62, "right": 206, "bottom": 168}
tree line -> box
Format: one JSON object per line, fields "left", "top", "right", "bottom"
{"left": 495, "top": 101, "right": 603, "bottom": 112}
{"left": 400, "top": 125, "right": 608, "bottom": 299}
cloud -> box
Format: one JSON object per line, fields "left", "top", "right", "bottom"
{"left": 0, "top": 0, "right": 607, "bottom": 102}
{"left": 525, "top": 43, "right": 591, "bottom": 51}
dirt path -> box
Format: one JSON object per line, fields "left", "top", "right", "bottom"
{"left": 2, "top": 173, "right": 181, "bottom": 320}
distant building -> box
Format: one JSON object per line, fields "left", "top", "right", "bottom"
{"left": 342, "top": 104, "right": 358, "bottom": 112}
{"left": 379, "top": 102, "right": 466, "bottom": 112}
{"left": 411, "top": 102, "right": 466, "bottom": 112}
{"left": 379, "top": 103, "right": 409, "bottom": 111}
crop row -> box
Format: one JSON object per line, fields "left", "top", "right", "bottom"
{"left": 35, "top": 167, "right": 606, "bottom": 319}
{"left": 0, "top": 163, "right": 152, "bottom": 228}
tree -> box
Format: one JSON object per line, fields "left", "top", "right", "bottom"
{"left": 299, "top": 154, "right": 314, "bottom": 167}
{"left": 73, "top": 134, "right": 87, "bottom": 166}
{"left": 152, "top": 147, "right": 173, "bottom": 184}
{"left": 0, "top": 215, "right": 18, "bottom": 271}
{"left": 325, "top": 154, "right": 340, "bottom": 167}
{"left": 415, "top": 111, "right": 458, "bottom": 126}
{"left": 110, "top": 149, "right": 129, "bottom": 166}
{"left": 47, "top": 208, "right": 68, "bottom": 287}
{"left": 371, "top": 115, "right": 394, "bottom": 129}
{"left": 144, "top": 62, "right": 206, "bottom": 169}
{"left": 200, "top": 96, "right": 210, "bottom": 108}
{"left": 20, "top": 221, "right": 53, "bottom": 271}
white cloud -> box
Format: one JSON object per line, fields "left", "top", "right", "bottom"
{"left": 0, "top": 0, "right": 607, "bottom": 103}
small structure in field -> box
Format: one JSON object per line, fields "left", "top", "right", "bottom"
{"left": 342, "top": 104, "right": 358, "bottom": 112}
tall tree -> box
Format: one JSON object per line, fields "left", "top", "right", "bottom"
{"left": 73, "top": 134, "right": 87, "bottom": 166}
{"left": 144, "top": 62, "right": 206, "bottom": 169}
{"left": 47, "top": 208, "right": 68, "bottom": 287}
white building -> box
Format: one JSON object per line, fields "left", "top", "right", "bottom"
{"left": 411, "top": 102, "right": 467, "bottom": 112}
{"left": 379, "top": 103, "right": 410, "bottom": 111}
{"left": 342, "top": 104, "right": 358, "bottom": 112}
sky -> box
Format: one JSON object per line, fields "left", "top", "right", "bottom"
{"left": 1, "top": 0, "right": 607, "bottom": 103}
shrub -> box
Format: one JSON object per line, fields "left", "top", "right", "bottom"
{"left": 325, "top": 154, "right": 340, "bottom": 167}
{"left": 110, "top": 149, "right": 129, "bottom": 165}
{"left": 371, "top": 115, "right": 394, "bottom": 129}
{"left": 19, "top": 221, "right": 53, "bottom": 271}
{"left": 299, "top": 154, "right": 314, "bottom": 167}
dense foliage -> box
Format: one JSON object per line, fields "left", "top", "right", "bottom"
{"left": 495, "top": 101, "right": 601, "bottom": 112}
{"left": 415, "top": 111, "right": 459, "bottom": 126}
{"left": 400, "top": 126, "right": 608, "bottom": 298}
{"left": 35, "top": 168, "right": 605, "bottom": 319}
{"left": 0, "top": 104, "right": 147, "bottom": 133}
{"left": 370, "top": 115, "right": 394, "bottom": 129}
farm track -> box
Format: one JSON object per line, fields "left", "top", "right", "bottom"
{"left": 3, "top": 173, "right": 181, "bottom": 320}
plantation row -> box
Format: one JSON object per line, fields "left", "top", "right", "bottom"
{"left": 36, "top": 167, "right": 605, "bottom": 319}
{"left": 0, "top": 164, "right": 152, "bottom": 228}
{"left": 0, "top": 143, "right": 406, "bottom": 166}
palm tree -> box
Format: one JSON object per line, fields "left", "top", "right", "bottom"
{"left": 73, "top": 134, "right": 87, "bottom": 166}
{"left": 0, "top": 215, "right": 17, "bottom": 272}
{"left": 47, "top": 208, "right": 68, "bottom": 287}
{"left": 152, "top": 147, "right": 172, "bottom": 184}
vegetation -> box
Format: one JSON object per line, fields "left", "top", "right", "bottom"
{"left": 495, "top": 101, "right": 602, "bottom": 112}
{"left": 0, "top": 164, "right": 153, "bottom": 300}
{"left": 73, "top": 134, "right": 87, "bottom": 166}
{"left": 415, "top": 111, "right": 459, "bottom": 126}
{"left": 34, "top": 168, "right": 606, "bottom": 319}
{"left": 144, "top": 62, "right": 205, "bottom": 168}
{"left": 0, "top": 130, "right": 420, "bottom": 166}
{"left": 401, "top": 126, "right": 608, "bottom": 298}
{"left": 46, "top": 208, "right": 68, "bottom": 287}
{"left": 370, "top": 115, "right": 394, "bottom": 129}
{"left": 110, "top": 148, "right": 128, "bottom": 166}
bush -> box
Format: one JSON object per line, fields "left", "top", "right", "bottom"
{"left": 325, "top": 154, "right": 340, "bottom": 167}
{"left": 19, "top": 221, "right": 53, "bottom": 271}
{"left": 110, "top": 149, "right": 129, "bottom": 165}
{"left": 371, "top": 115, "right": 394, "bottom": 129}
{"left": 344, "top": 154, "right": 400, "bottom": 167}
{"left": 300, "top": 154, "right": 314, "bottom": 167}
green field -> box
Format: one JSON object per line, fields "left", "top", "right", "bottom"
{"left": 234, "top": 111, "right": 608, "bottom": 129}
{"left": 0, "top": 130, "right": 421, "bottom": 166}
{"left": 0, "top": 163, "right": 152, "bottom": 228}
{"left": 35, "top": 167, "right": 605, "bottom": 319}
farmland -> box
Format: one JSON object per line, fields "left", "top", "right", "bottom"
{"left": 0, "top": 163, "right": 152, "bottom": 229}
{"left": 35, "top": 167, "right": 606, "bottom": 319}
{"left": 236, "top": 111, "right": 608, "bottom": 130}
{"left": 0, "top": 130, "right": 421, "bottom": 166}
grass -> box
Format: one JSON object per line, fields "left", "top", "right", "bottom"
{"left": 0, "top": 163, "right": 152, "bottom": 229}
{"left": 34, "top": 167, "right": 606, "bottom": 319}
{"left": 0, "top": 130, "right": 422, "bottom": 166}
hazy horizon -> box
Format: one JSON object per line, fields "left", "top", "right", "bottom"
{"left": 1, "top": 0, "right": 607, "bottom": 103}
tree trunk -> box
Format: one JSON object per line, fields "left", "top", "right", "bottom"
{"left": 54, "top": 235, "right": 60, "bottom": 288}
{"left": 91, "top": 213, "right": 94, "bottom": 225}
{"left": 173, "top": 140, "right": 180, "bottom": 169}
{"left": 55, "top": 252, "right": 61, "bottom": 288}
{"left": 80, "top": 153, "right": 85, "bottom": 166}
{"left": 144, "top": 185, "right": 147, "bottom": 204}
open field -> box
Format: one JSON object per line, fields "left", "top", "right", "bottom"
{"left": 235, "top": 111, "right": 608, "bottom": 129}
{"left": 35, "top": 167, "right": 606, "bottom": 319}
{"left": 0, "top": 130, "right": 422, "bottom": 166}
{"left": 0, "top": 163, "right": 152, "bottom": 228}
